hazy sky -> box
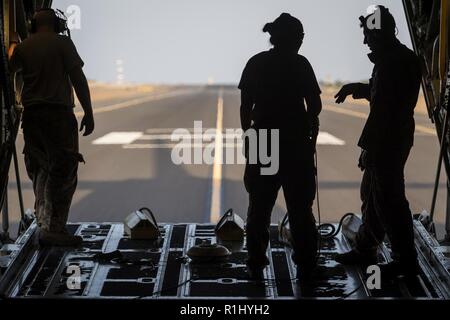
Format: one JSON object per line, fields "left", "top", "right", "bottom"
{"left": 53, "top": 0, "right": 412, "bottom": 84}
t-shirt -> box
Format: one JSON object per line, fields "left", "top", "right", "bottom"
{"left": 238, "top": 49, "right": 321, "bottom": 136}
{"left": 10, "top": 32, "right": 84, "bottom": 108}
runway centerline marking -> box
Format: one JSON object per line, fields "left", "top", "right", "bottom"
{"left": 323, "top": 104, "right": 436, "bottom": 136}
{"left": 210, "top": 90, "right": 224, "bottom": 223}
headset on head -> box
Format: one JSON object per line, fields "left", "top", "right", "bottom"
{"left": 359, "top": 5, "right": 397, "bottom": 38}
{"left": 29, "top": 8, "right": 69, "bottom": 35}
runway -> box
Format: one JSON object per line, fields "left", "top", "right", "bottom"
{"left": 5, "top": 85, "right": 447, "bottom": 238}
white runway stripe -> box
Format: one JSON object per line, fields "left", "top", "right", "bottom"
{"left": 145, "top": 128, "right": 214, "bottom": 133}
{"left": 93, "top": 132, "right": 143, "bottom": 145}
{"left": 94, "top": 131, "right": 345, "bottom": 146}
{"left": 317, "top": 132, "right": 346, "bottom": 146}
{"left": 140, "top": 134, "right": 242, "bottom": 140}
{"left": 123, "top": 143, "right": 243, "bottom": 149}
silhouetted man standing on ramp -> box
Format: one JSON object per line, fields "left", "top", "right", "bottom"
{"left": 334, "top": 6, "right": 422, "bottom": 279}
{"left": 9, "top": 9, "right": 94, "bottom": 246}
{"left": 239, "top": 13, "right": 322, "bottom": 280}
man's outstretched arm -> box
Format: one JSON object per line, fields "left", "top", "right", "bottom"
{"left": 335, "top": 83, "right": 371, "bottom": 103}
{"left": 69, "top": 66, "right": 95, "bottom": 136}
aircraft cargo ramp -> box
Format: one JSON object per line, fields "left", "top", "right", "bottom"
{"left": 0, "top": 222, "right": 448, "bottom": 300}
{"left": 2, "top": 0, "right": 450, "bottom": 305}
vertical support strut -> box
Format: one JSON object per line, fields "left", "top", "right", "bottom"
{"left": 440, "top": 0, "right": 450, "bottom": 241}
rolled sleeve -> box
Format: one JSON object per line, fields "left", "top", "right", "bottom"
{"left": 238, "top": 57, "right": 258, "bottom": 95}
{"left": 301, "top": 57, "right": 322, "bottom": 97}
{"left": 60, "top": 37, "right": 84, "bottom": 73}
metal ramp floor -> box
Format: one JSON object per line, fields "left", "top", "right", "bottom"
{"left": 0, "top": 223, "right": 441, "bottom": 299}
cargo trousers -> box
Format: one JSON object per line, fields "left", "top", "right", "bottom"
{"left": 22, "top": 105, "right": 84, "bottom": 233}
{"left": 355, "top": 148, "right": 418, "bottom": 265}
{"left": 244, "top": 136, "right": 318, "bottom": 270}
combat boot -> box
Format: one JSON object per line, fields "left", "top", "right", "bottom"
{"left": 39, "top": 230, "right": 83, "bottom": 247}
{"left": 246, "top": 256, "right": 269, "bottom": 281}
{"left": 335, "top": 249, "right": 378, "bottom": 266}
{"left": 378, "top": 260, "right": 420, "bottom": 280}
{"left": 247, "top": 267, "right": 265, "bottom": 281}
{"left": 296, "top": 260, "right": 321, "bottom": 284}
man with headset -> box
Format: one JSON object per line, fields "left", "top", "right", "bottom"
{"left": 9, "top": 9, "right": 94, "bottom": 246}
{"left": 334, "top": 6, "right": 422, "bottom": 278}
